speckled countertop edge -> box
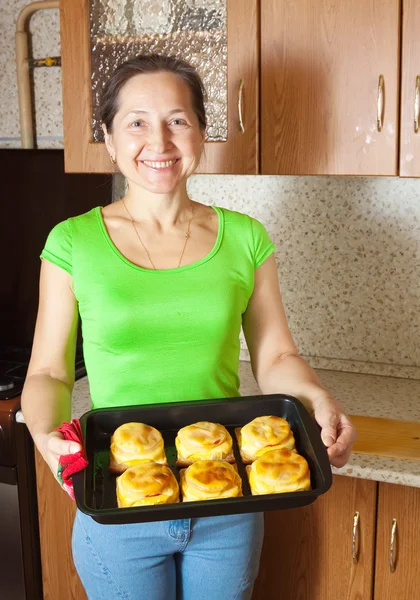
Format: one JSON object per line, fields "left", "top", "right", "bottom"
{"left": 16, "top": 361, "right": 420, "bottom": 488}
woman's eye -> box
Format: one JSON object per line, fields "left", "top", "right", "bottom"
{"left": 130, "top": 120, "right": 145, "bottom": 128}
{"left": 170, "top": 119, "right": 188, "bottom": 127}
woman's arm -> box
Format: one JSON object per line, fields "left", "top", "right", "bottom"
{"left": 242, "top": 254, "right": 356, "bottom": 468}
{"left": 21, "top": 260, "right": 81, "bottom": 474}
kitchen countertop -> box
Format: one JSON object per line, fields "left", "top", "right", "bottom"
{"left": 16, "top": 361, "right": 420, "bottom": 487}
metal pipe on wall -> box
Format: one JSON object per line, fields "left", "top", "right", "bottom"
{"left": 15, "top": 1, "right": 60, "bottom": 148}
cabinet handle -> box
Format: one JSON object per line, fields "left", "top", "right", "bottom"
{"left": 414, "top": 76, "right": 420, "bottom": 133}
{"left": 352, "top": 511, "right": 360, "bottom": 564}
{"left": 238, "top": 79, "right": 245, "bottom": 133}
{"left": 389, "top": 518, "right": 397, "bottom": 573}
{"left": 377, "top": 75, "right": 384, "bottom": 132}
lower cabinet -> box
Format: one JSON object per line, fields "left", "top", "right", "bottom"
{"left": 374, "top": 482, "right": 420, "bottom": 600}
{"left": 35, "top": 449, "right": 87, "bottom": 600}
{"left": 35, "top": 453, "right": 420, "bottom": 600}
{"left": 252, "top": 476, "right": 377, "bottom": 600}
{"left": 252, "top": 476, "right": 420, "bottom": 600}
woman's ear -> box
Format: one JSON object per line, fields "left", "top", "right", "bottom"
{"left": 102, "top": 124, "right": 115, "bottom": 159}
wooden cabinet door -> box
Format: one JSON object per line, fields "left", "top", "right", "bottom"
{"left": 261, "top": 0, "right": 400, "bottom": 175}
{"left": 60, "top": 0, "right": 258, "bottom": 174}
{"left": 35, "top": 449, "right": 87, "bottom": 600}
{"left": 252, "top": 475, "right": 377, "bottom": 600}
{"left": 374, "top": 482, "right": 420, "bottom": 599}
{"left": 399, "top": 0, "right": 420, "bottom": 176}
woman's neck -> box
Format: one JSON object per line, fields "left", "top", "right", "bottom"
{"left": 122, "top": 184, "right": 192, "bottom": 230}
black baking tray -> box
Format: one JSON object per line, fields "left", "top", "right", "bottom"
{"left": 72, "top": 394, "right": 332, "bottom": 524}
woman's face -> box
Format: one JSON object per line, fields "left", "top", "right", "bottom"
{"left": 103, "top": 71, "right": 205, "bottom": 194}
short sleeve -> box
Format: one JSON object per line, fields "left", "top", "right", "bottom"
{"left": 250, "top": 217, "right": 276, "bottom": 269}
{"left": 40, "top": 219, "right": 73, "bottom": 275}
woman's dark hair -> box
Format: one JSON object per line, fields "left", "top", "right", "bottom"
{"left": 100, "top": 54, "right": 207, "bottom": 133}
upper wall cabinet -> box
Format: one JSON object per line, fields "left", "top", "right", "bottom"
{"left": 399, "top": 0, "right": 420, "bottom": 177}
{"left": 61, "top": 0, "right": 420, "bottom": 177}
{"left": 261, "top": 0, "right": 401, "bottom": 176}
{"left": 60, "top": 0, "right": 258, "bottom": 174}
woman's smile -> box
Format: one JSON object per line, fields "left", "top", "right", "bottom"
{"left": 139, "top": 158, "right": 181, "bottom": 172}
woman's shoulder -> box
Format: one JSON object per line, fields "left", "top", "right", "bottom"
{"left": 42, "top": 207, "right": 100, "bottom": 264}
{"left": 215, "top": 206, "right": 275, "bottom": 267}
{"left": 68, "top": 206, "right": 100, "bottom": 228}
{"left": 48, "top": 206, "right": 99, "bottom": 236}
{"left": 215, "top": 206, "right": 266, "bottom": 235}
{"left": 215, "top": 205, "right": 249, "bottom": 220}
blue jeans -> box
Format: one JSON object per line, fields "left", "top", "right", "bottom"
{"left": 72, "top": 509, "right": 264, "bottom": 600}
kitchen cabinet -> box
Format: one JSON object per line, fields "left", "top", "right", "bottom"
{"left": 35, "top": 449, "right": 87, "bottom": 600}
{"left": 261, "top": 0, "right": 400, "bottom": 175}
{"left": 373, "top": 482, "right": 420, "bottom": 599}
{"left": 252, "top": 475, "right": 377, "bottom": 600}
{"left": 60, "top": 0, "right": 420, "bottom": 177}
{"left": 399, "top": 0, "right": 420, "bottom": 177}
{"left": 60, "top": 0, "right": 258, "bottom": 174}
{"left": 252, "top": 476, "right": 420, "bottom": 600}
{"left": 34, "top": 456, "right": 420, "bottom": 600}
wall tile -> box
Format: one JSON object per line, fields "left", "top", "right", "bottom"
{"left": 188, "top": 175, "right": 420, "bottom": 374}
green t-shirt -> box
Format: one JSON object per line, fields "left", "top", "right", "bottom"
{"left": 41, "top": 206, "right": 275, "bottom": 410}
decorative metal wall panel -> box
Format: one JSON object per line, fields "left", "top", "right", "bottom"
{"left": 90, "top": 0, "right": 227, "bottom": 142}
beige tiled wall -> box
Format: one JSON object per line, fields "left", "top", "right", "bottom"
{"left": 187, "top": 175, "right": 420, "bottom": 378}
{"left": 2, "top": 1, "right": 419, "bottom": 377}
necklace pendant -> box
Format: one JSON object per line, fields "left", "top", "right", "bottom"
{"left": 185, "top": 232, "right": 191, "bottom": 239}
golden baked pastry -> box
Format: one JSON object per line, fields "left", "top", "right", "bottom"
{"left": 247, "top": 448, "right": 311, "bottom": 495}
{"left": 175, "top": 422, "right": 234, "bottom": 465}
{"left": 235, "top": 415, "right": 295, "bottom": 463}
{"left": 110, "top": 422, "right": 167, "bottom": 473}
{"left": 180, "top": 460, "right": 242, "bottom": 502}
{"left": 116, "top": 463, "right": 179, "bottom": 507}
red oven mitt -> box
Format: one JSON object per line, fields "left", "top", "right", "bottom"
{"left": 55, "top": 419, "right": 88, "bottom": 500}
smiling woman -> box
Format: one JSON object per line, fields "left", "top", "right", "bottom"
{"left": 103, "top": 70, "right": 204, "bottom": 195}
{"left": 101, "top": 55, "right": 206, "bottom": 197}
{"left": 21, "top": 53, "right": 356, "bottom": 600}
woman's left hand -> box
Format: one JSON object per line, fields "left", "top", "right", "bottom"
{"left": 311, "top": 396, "right": 357, "bottom": 468}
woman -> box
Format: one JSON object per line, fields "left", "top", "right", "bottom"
{"left": 22, "top": 54, "right": 356, "bottom": 600}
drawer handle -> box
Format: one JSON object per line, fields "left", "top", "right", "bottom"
{"left": 352, "top": 511, "right": 360, "bottom": 564}
{"left": 377, "top": 75, "right": 384, "bottom": 132}
{"left": 390, "top": 518, "right": 397, "bottom": 572}
{"left": 238, "top": 79, "right": 245, "bottom": 133}
{"left": 414, "top": 76, "right": 420, "bottom": 133}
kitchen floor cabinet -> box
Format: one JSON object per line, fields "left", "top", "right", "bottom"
{"left": 34, "top": 458, "right": 420, "bottom": 600}
{"left": 60, "top": 0, "right": 258, "bottom": 174}
{"left": 374, "top": 482, "right": 420, "bottom": 600}
{"left": 252, "top": 476, "right": 420, "bottom": 600}
{"left": 35, "top": 449, "right": 87, "bottom": 600}
{"left": 252, "top": 475, "right": 377, "bottom": 600}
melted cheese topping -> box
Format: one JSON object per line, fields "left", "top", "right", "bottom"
{"left": 239, "top": 416, "right": 295, "bottom": 461}
{"left": 116, "top": 463, "right": 179, "bottom": 507}
{"left": 111, "top": 422, "right": 167, "bottom": 466}
{"left": 181, "top": 460, "right": 242, "bottom": 501}
{"left": 176, "top": 422, "right": 233, "bottom": 462}
{"left": 248, "top": 448, "right": 311, "bottom": 495}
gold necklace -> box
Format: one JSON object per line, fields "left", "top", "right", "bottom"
{"left": 122, "top": 199, "right": 194, "bottom": 270}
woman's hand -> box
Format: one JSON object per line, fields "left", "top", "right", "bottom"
{"left": 311, "top": 396, "right": 357, "bottom": 468}
{"left": 37, "top": 431, "right": 82, "bottom": 486}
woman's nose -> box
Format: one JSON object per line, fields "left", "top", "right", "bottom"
{"left": 147, "top": 125, "right": 171, "bottom": 154}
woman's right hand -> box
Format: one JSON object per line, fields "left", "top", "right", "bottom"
{"left": 38, "top": 431, "right": 82, "bottom": 485}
